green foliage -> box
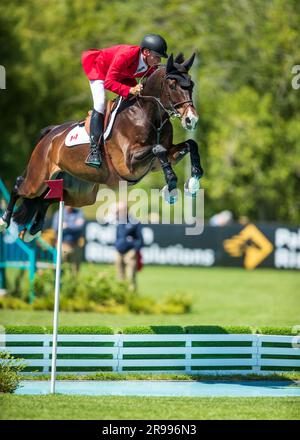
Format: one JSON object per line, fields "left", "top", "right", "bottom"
{"left": 122, "top": 326, "right": 185, "bottom": 334}
{"left": 1, "top": 325, "right": 298, "bottom": 335}
{"left": 162, "top": 292, "right": 193, "bottom": 314}
{"left": 127, "top": 296, "right": 158, "bottom": 315}
{"left": 258, "top": 326, "right": 299, "bottom": 335}
{"left": 185, "top": 326, "right": 253, "bottom": 334}
{"left": 0, "top": 0, "right": 299, "bottom": 222}
{"left": 0, "top": 297, "right": 30, "bottom": 310}
{"left": 1, "top": 265, "right": 192, "bottom": 315}
{"left": 0, "top": 351, "right": 25, "bottom": 393}
{"left": 4, "top": 326, "right": 46, "bottom": 334}
{"left": 33, "top": 269, "right": 56, "bottom": 298}
{"left": 3, "top": 325, "right": 114, "bottom": 334}
{"left": 44, "top": 326, "right": 114, "bottom": 335}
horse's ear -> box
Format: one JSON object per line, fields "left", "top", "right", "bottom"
{"left": 183, "top": 53, "right": 196, "bottom": 71}
{"left": 174, "top": 52, "right": 185, "bottom": 64}
{"left": 166, "top": 53, "right": 174, "bottom": 73}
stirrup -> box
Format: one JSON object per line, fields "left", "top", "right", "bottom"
{"left": 85, "top": 149, "right": 102, "bottom": 168}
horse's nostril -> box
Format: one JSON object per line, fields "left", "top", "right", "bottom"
{"left": 186, "top": 117, "right": 191, "bottom": 124}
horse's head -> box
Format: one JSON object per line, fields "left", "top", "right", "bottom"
{"left": 162, "top": 52, "right": 199, "bottom": 130}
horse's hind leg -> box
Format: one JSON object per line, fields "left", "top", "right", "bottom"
{"left": 152, "top": 145, "right": 178, "bottom": 191}
{"left": 152, "top": 144, "right": 178, "bottom": 204}
{"left": 22, "top": 198, "right": 52, "bottom": 243}
{"left": 0, "top": 176, "right": 24, "bottom": 231}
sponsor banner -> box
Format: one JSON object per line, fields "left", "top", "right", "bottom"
{"left": 84, "top": 222, "right": 300, "bottom": 270}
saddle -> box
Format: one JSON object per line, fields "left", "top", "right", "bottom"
{"left": 65, "top": 97, "right": 123, "bottom": 147}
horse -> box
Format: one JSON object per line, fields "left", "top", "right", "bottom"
{"left": 0, "top": 53, "right": 204, "bottom": 242}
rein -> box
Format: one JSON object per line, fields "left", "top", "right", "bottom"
{"left": 135, "top": 96, "right": 170, "bottom": 144}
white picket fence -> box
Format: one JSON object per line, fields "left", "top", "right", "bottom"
{"left": 1, "top": 333, "right": 300, "bottom": 375}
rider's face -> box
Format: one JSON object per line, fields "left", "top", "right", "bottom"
{"left": 143, "top": 49, "right": 161, "bottom": 67}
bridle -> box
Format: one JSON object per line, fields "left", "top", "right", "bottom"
{"left": 136, "top": 66, "right": 194, "bottom": 118}
{"left": 161, "top": 73, "right": 194, "bottom": 118}
{"left": 134, "top": 68, "right": 195, "bottom": 144}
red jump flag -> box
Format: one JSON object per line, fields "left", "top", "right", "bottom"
{"left": 44, "top": 179, "right": 64, "bottom": 201}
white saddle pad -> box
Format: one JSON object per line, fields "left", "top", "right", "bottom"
{"left": 65, "top": 98, "right": 123, "bottom": 147}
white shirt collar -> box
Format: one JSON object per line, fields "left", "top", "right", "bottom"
{"left": 135, "top": 53, "right": 148, "bottom": 74}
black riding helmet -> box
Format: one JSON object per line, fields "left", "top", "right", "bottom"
{"left": 140, "top": 34, "right": 168, "bottom": 58}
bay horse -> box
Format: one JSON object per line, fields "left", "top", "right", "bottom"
{"left": 0, "top": 53, "right": 203, "bottom": 242}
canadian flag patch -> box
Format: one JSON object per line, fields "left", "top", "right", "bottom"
{"left": 65, "top": 126, "right": 90, "bottom": 147}
{"left": 65, "top": 98, "right": 123, "bottom": 147}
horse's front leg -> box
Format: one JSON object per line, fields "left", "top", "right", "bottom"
{"left": 169, "top": 139, "right": 204, "bottom": 196}
{"left": 166, "top": 139, "right": 204, "bottom": 197}
{"left": 167, "top": 141, "right": 190, "bottom": 165}
{"left": 185, "top": 139, "right": 204, "bottom": 179}
{"left": 184, "top": 139, "right": 204, "bottom": 196}
{"left": 167, "top": 140, "right": 204, "bottom": 177}
{"left": 152, "top": 144, "right": 178, "bottom": 204}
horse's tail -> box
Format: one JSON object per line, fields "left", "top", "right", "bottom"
{"left": 12, "top": 197, "right": 42, "bottom": 225}
{"left": 36, "top": 125, "right": 57, "bottom": 143}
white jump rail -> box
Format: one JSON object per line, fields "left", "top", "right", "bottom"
{"left": 1, "top": 333, "right": 299, "bottom": 375}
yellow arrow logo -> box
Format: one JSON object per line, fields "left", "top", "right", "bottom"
{"left": 223, "top": 224, "right": 273, "bottom": 269}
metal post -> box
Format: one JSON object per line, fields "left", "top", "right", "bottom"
{"left": 50, "top": 200, "right": 64, "bottom": 394}
{"left": 28, "top": 249, "right": 36, "bottom": 304}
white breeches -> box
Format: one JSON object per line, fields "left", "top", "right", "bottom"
{"left": 89, "top": 79, "right": 105, "bottom": 114}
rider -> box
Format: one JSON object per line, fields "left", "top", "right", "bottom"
{"left": 81, "top": 34, "right": 168, "bottom": 168}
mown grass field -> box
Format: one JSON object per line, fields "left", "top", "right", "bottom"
{"left": 0, "top": 395, "right": 299, "bottom": 420}
{"left": 0, "top": 265, "right": 299, "bottom": 327}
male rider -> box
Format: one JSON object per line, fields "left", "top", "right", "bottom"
{"left": 81, "top": 34, "right": 168, "bottom": 168}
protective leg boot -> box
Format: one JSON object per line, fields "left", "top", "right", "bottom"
{"left": 85, "top": 110, "right": 104, "bottom": 168}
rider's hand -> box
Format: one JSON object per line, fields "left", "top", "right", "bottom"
{"left": 130, "top": 84, "right": 143, "bottom": 95}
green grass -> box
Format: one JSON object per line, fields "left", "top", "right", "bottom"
{"left": 0, "top": 394, "right": 299, "bottom": 419}
{"left": 0, "top": 265, "right": 299, "bottom": 328}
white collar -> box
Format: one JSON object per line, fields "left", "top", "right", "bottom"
{"left": 135, "top": 53, "right": 148, "bottom": 74}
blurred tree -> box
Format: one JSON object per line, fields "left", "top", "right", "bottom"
{"left": 0, "top": 0, "right": 299, "bottom": 222}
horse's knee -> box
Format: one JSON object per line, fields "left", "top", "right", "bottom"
{"left": 152, "top": 144, "right": 165, "bottom": 153}
{"left": 152, "top": 144, "right": 178, "bottom": 190}
{"left": 186, "top": 139, "right": 198, "bottom": 150}
{"left": 173, "top": 147, "right": 189, "bottom": 164}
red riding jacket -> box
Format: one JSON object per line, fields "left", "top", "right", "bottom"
{"left": 82, "top": 45, "right": 156, "bottom": 98}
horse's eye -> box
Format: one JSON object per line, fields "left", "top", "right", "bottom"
{"left": 170, "top": 83, "right": 176, "bottom": 90}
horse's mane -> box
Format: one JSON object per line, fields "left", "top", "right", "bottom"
{"left": 141, "top": 65, "right": 166, "bottom": 97}
{"left": 142, "top": 56, "right": 193, "bottom": 94}
{"left": 143, "top": 65, "right": 165, "bottom": 85}
{"left": 126, "top": 54, "right": 194, "bottom": 105}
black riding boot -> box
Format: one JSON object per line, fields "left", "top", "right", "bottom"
{"left": 85, "top": 110, "right": 104, "bottom": 168}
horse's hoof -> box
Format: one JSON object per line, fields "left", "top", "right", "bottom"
{"left": 184, "top": 176, "right": 200, "bottom": 197}
{"left": 161, "top": 185, "right": 178, "bottom": 204}
{"left": 0, "top": 218, "right": 8, "bottom": 232}
{"left": 21, "top": 228, "right": 41, "bottom": 243}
